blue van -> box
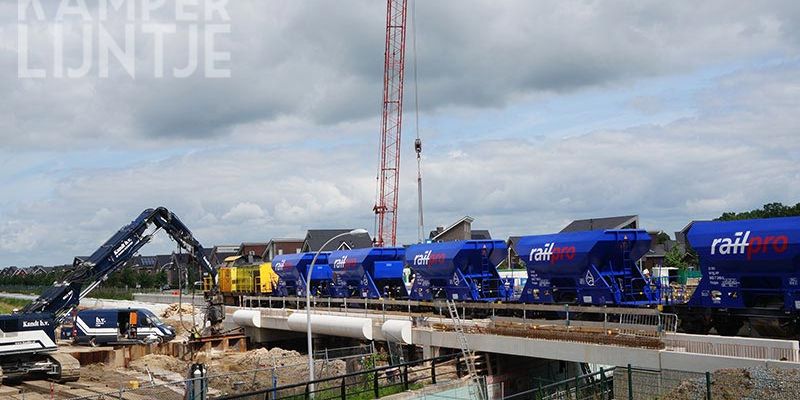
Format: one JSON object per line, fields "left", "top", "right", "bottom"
{"left": 73, "top": 308, "right": 176, "bottom": 346}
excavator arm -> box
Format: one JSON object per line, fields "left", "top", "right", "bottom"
{"left": 21, "top": 207, "right": 224, "bottom": 330}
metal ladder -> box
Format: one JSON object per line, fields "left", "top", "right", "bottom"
{"left": 387, "top": 340, "right": 405, "bottom": 365}
{"left": 446, "top": 300, "right": 486, "bottom": 400}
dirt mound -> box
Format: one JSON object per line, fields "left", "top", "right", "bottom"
{"left": 161, "top": 303, "right": 196, "bottom": 318}
{"left": 130, "top": 354, "right": 189, "bottom": 374}
{"left": 232, "top": 347, "right": 306, "bottom": 370}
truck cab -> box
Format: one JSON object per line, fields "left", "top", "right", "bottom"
{"left": 73, "top": 308, "right": 176, "bottom": 346}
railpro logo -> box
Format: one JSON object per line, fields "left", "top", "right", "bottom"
{"left": 412, "top": 250, "right": 446, "bottom": 266}
{"left": 529, "top": 243, "right": 576, "bottom": 264}
{"left": 710, "top": 231, "right": 789, "bottom": 260}
{"left": 333, "top": 255, "right": 357, "bottom": 270}
{"left": 273, "top": 260, "right": 288, "bottom": 272}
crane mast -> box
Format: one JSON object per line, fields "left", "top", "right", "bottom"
{"left": 374, "top": 0, "right": 408, "bottom": 247}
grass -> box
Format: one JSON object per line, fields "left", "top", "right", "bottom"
{"left": 0, "top": 296, "right": 32, "bottom": 313}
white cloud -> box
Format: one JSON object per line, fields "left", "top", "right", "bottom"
{"left": 2, "top": 62, "right": 798, "bottom": 266}
{"left": 222, "top": 202, "right": 267, "bottom": 222}
{"left": 1, "top": 2, "right": 799, "bottom": 266}
{"left": 1, "top": 1, "right": 799, "bottom": 148}
{"left": 0, "top": 221, "right": 47, "bottom": 254}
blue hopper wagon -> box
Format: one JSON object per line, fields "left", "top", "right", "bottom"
{"left": 329, "top": 247, "right": 408, "bottom": 299}
{"left": 679, "top": 216, "right": 800, "bottom": 336}
{"left": 514, "top": 229, "right": 659, "bottom": 306}
{"left": 271, "top": 252, "right": 334, "bottom": 297}
{"left": 406, "top": 240, "right": 512, "bottom": 301}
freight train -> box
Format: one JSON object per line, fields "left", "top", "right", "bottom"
{"left": 215, "top": 216, "right": 800, "bottom": 338}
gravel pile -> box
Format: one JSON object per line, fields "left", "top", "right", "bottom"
{"left": 235, "top": 347, "right": 306, "bottom": 369}
{"left": 668, "top": 367, "right": 800, "bottom": 400}
{"left": 161, "top": 303, "right": 196, "bottom": 318}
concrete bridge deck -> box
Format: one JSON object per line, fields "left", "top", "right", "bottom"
{"left": 133, "top": 293, "right": 800, "bottom": 374}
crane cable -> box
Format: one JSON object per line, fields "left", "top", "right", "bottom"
{"left": 411, "top": 0, "right": 425, "bottom": 243}
{"left": 411, "top": 0, "right": 421, "bottom": 142}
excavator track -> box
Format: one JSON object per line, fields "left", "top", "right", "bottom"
{"left": 48, "top": 353, "right": 81, "bottom": 383}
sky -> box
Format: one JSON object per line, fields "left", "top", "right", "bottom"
{"left": 1, "top": 0, "right": 799, "bottom": 267}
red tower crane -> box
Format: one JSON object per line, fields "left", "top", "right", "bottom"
{"left": 374, "top": 0, "right": 408, "bottom": 247}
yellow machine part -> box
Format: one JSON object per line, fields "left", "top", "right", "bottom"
{"left": 258, "top": 262, "right": 279, "bottom": 294}
{"left": 228, "top": 266, "right": 240, "bottom": 292}
{"left": 233, "top": 265, "right": 258, "bottom": 293}
{"left": 219, "top": 266, "right": 233, "bottom": 293}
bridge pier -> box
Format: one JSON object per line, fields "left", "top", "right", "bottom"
{"left": 243, "top": 326, "right": 306, "bottom": 344}
{"left": 422, "top": 344, "right": 441, "bottom": 359}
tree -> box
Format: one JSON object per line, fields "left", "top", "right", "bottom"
{"left": 118, "top": 267, "right": 137, "bottom": 289}
{"left": 137, "top": 272, "right": 155, "bottom": 289}
{"left": 663, "top": 245, "right": 689, "bottom": 272}
{"left": 717, "top": 202, "right": 800, "bottom": 221}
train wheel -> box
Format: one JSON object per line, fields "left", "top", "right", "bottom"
{"left": 679, "top": 313, "right": 711, "bottom": 335}
{"left": 750, "top": 317, "right": 799, "bottom": 338}
{"left": 712, "top": 315, "right": 744, "bottom": 336}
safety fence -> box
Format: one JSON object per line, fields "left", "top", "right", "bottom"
{"left": 314, "top": 343, "right": 376, "bottom": 361}
{"left": 216, "top": 353, "right": 462, "bottom": 400}
{"left": 504, "top": 367, "right": 614, "bottom": 400}
{"left": 504, "top": 364, "right": 800, "bottom": 400}
{"left": 238, "top": 295, "right": 679, "bottom": 338}
{"left": 662, "top": 336, "right": 799, "bottom": 362}
{"left": 61, "top": 345, "right": 380, "bottom": 400}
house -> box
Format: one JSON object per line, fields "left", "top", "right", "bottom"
{"left": 502, "top": 236, "right": 525, "bottom": 269}
{"left": 642, "top": 231, "right": 678, "bottom": 272}
{"left": 560, "top": 215, "right": 639, "bottom": 233}
{"left": 301, "top": 230, "right": 373, "bottom": 252}
{"left": 237, "top": 242, "right": 269, "bottom": 263}
{"left": 161, "top": 253, "right": 197, "bottom": 287}
{"left": 1, "top": 266, "right": 25, "bottom": 277}
{"left": 24, "top": 265, "right": 47, "bottom": 275}
{"left": 428, "top": 216, "right": 492, "bottom": 242}
{"left": 262, "top": 238, "right": 304, "bottom": 261}
{"left": 134, "top": 255, "right": 160, "bottom": 273}
{"left": 210, "top": 245, "right": 240, "bottom": 266}
{"left": 674, "top": 221, "right": 696, "bottom": 251}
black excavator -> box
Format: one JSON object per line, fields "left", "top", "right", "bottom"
{"left": 0, "top": 207, "right": 223, "bottom": 383}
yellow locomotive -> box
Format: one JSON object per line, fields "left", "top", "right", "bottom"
{"left": 216, "top": 255, "right": 279, "bottom": 304}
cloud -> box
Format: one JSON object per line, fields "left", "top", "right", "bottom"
{"left": 0, "top": 221, "right": 47, "bottom": 254}
{"left": 1, "top": 2, "right": 799, "bottom": 266}
{"left": 1, "top": 1, "right": 799, "bottom": 148}
{"left": 1, "top": 61, "right": 798, "bottom": 266}
{"left": 222, "top": 202, "right": 267, "bottom": 223}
